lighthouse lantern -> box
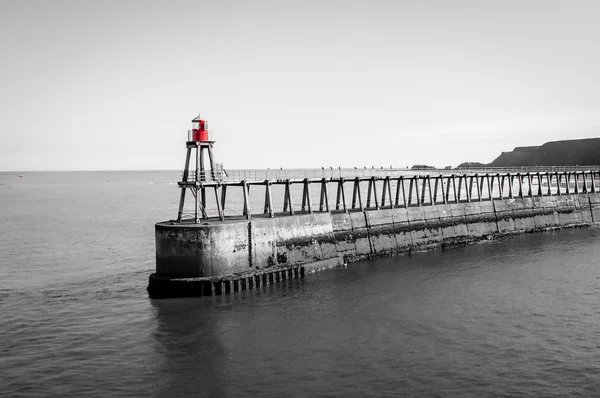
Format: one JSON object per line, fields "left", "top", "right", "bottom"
{"left": 191, "top": 114, "right": 209, "bottom": 141}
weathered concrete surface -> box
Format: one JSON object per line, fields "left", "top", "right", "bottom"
{"left": 152, "top": 193, "right": 599, "bottom": 297}
{"left": 589, "top": 192, "right": 600, "bottom": 222}
{"left": 155, "top": 224, "right": 208, "bottom": 277}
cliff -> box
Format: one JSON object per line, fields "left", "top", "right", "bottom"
{"left": 461, "top": 138, "right": 600, "bottom": 167}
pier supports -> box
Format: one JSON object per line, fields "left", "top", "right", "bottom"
{"left": 174, "top": 171, "right": 600, "bottom": 222}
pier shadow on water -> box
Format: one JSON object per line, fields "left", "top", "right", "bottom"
{"left": 149, "top": 278, "right": 308, "bottom": 397}
{"left": 150, "top": 297, "right": 229, "bottom": 397}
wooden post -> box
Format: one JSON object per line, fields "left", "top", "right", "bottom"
{"left": 214, "top": 186, "right": 224, "bottom": 221}
{"left": 341, "top": 180, "right": 348, "bottom": 213}
{"left": 420, "top": 176, "right": 427, "bottom": 204}
{"left": 451, "top": 175, "right": 457, "bottom": 203}
{"left": 439, "top": 176, "right": 446, "bottom": 204}
{"left": 371, "top": 177, "right": 380, "bottom": 210}
{"left": 475, "top": 174, "right": 482, "bottom": 201}
{"left": 526, "top": 173, "right": 533, "bottom": 197}
{"left": 395, "top": 177, "right": 407, "bottom": 208}
{"left": 284, "top": 180, "right": 294, "bottom": 215}
{"left": 401, "top": 177, "right": 408, "bottom": 208}
{"left": 382, "top": 177, "right": 389, "bottom": 207}
{"left": 394, "top": 177, "right": 401, "bottom": 207}
{"left": 301, "top": 178, "right": 313, "bottom": 213}
{"left": 366, "top": 178, "right": 373, "bottom": 208}
{"left": 408, "top": 176, "right": 421, "bottom": 206}
{"left": 408, "top": 177, "right": 420, "bottom": 206}
{"left": 486, "top": 174, "right": 492, "bottom": 200}
{"left": 478, "top": 174, "right": 485, "bottom": 200}
{"left": 457, "top": 175, "right": 463, "bottom": 202}
{"left": 336, "top": 180, "right": 342, "bottom": 210}
{"left": 242, "top": 181, "right": 251, "bottom": 219}
{"left": 302, "top": 179, "right": 307, "bottom": 211}
{"left": 263, "top": 183, "right": 269, "bottom": 215}
{"left": 537, "top": 173, "right": 543, "bottom": 196}
{"left": 508, "top": 174, "right": 514, "bottom": 199}
{"left": 518, "top": 174, "right": 524, "bottom": 198}
{"left": 319, "top": 178, "right": 329, "bottom": 212}
{"left": 557, "top": 173, "right": 562, "bottom": 195}
{"left": 352, "top": 178, "right": 363, "bottom": 210}
{"left": 446, "top": 175, "right": 453, "bottom": 203}
{"left": 468, "top": 175, "right": 474, "bottom": 202}
{"left": 498, "top": 174, "right": 503, "bottom": 200}
{"left": 336, "top": 180, "right": 347, "bottom": 213}
{"left": 567, "top": 171, "right": 572, "bottom": 194}
{"left": 591, "top": 171, "right": 597, "bottom": 193}
{"left": 425, "top": 175, "right": 432, "bottom": 204}
{"left": 283, "top": 182, "right": 290, "bottom": 212}
{"left": 385, "top": 177, "right": 394, "bottom": 208}
{"left": 264, "top": 182, "right": 274, "bottom": 217}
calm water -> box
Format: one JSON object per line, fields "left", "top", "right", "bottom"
{"left": 1, "top": 171, "right": 600, "bottom": 397}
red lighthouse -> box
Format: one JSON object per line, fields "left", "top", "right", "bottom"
{"left": 178, "top": 113, "right": 221, "bottom": 222}
{"left": 192, "top": 114, "right": 209, "bottom": 141}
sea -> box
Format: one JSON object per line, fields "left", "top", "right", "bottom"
{"left": 1, "top": 171, "right": 600, "bottom": 397}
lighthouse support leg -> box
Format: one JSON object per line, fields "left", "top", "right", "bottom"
{"left": 198, "top": 148, "right": 207, "bottom": 207}
{"left": 194, "top": 187, "right": 200, "bottom": 223}
{"left": 207, "top": 145, "right": 217, "bottom": 181}
{"left": 177, "top": 148, "right": 192, "bottom": 221}
{"left": 221, "top": 185, "right": 227, "bottom": 211}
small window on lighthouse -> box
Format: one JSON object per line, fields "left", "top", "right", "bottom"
{"left": 203, "top": 122, "right": 208, "bottom": 131}
{"left": 193, "top": 121, "right": 200, "bottom": 130}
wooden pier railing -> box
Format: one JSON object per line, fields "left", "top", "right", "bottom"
{"left": 185, "top": 166, "right": 600, "bottom": 184}
{"left": 176, "top": 171, "right": 600, "bottom": 222}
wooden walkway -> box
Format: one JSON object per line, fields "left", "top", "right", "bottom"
{"left": 176, "top": 170, "right": 600, "bottom": 223}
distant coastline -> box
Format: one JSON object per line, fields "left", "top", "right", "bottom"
{"left": 459, "top": 138, "right": 600, "bottom": 168}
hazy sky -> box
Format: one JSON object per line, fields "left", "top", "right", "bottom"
{"left": 2, "top": 0, "right": 600, "bottom": 170}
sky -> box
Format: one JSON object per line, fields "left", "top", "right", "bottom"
{"left": 1, "top": 0, "right": 600, "bottom": 171}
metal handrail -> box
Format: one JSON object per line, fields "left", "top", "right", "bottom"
{"left": 176, "top": 170, "right": 600, "bottom": 222}
{"left": 182, "top": 165, "right": 600, "bottom": 183}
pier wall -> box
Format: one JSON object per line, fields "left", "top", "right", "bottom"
{"left": 155, "top": 192, "right": 600, "bottom": 279}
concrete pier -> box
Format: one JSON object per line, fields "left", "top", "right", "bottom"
{"left": 148, "top": 171, "right": 600, "bottom": 298}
